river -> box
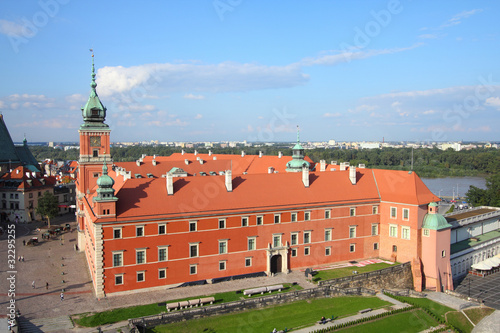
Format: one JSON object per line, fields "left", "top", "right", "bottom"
{"left": 421, "top": 176, "right": 487, "bottom": 199}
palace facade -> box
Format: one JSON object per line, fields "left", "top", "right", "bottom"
{"left": 76, "top": 59, "right": 453, "bottom": 298}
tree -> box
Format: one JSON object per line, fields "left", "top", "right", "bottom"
{"left": 466, "top": 174, "right": 500, "bottom": 208}
{"left": 35, "top": 191, "right": 59, "bottom": 227}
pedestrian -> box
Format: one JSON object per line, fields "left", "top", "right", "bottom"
{"left": 21, "top": 255, "right": 24, "bottom": 262}
{"left": 32, "top": 281, "right": 35, "bottom": 289}
{"left": 60, "top": 292, "right": 64, "bottom": 301}
{"left": 46, "top": 282, "right": 49, "bottom": 290}
{"left": 23, "top": 240, "right": 26, "bottom": 246}
{"left": 18, "top": 256, "right": 21, "bottom": 261}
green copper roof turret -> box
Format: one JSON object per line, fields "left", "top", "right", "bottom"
{"left": 286, "top": 125, "right": 310, "bottom": 172}
{"left": 81, "top": 53, "right": 109, "bottom": 129}
{"left": 95, "top": 161, "right": 117, "bottom": 201}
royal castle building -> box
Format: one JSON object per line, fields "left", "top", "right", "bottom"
{"left": 76, "top": 59, "right": 454, "bottom": 298}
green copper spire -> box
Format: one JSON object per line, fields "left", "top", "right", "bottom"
{"left": 95, "top": 158, "right": 117, "bottom": 201}
{"left": 286, "top": 125, "right": 310, "bottom": 172}
{"left": 81, "top": 51, "right": 108, "bottom": 129}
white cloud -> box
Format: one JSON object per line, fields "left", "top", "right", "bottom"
{"left": 440, "top": 9, "right": 483, "bottom": 29}
{"left": 485, "top": 97, "right": 500, "bottom": 109}
{"left": 184, "top": 94, "right": 205, "bottom": 100}
{"left": 194, "top": 113, "right": 203, "bottom": 119}
{"left": 97, "top": 61, "right": 308, "bottom": 97}
{"left": 300, "top": 44, "right": 423, "bottom": 67}
{"left": 0, "top": 19, "right": 25, "bottom": 36}
{"left": 323, "top": 112, "right": 341, "bottom": 118}
{"left": 423, "top": 110, "right": 436, "bottom": 115}
{"left": 0, "top": 94, "right": 56, "bottom": 110}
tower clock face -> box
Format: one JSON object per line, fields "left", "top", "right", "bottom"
{"left": 90, "top": 136, "right": 101, "bottom": 147}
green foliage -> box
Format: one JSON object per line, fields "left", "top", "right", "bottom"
{"left": 446, "top": 311, "right": 474, "bottom": 333}
{"left": 35, "top": 191, "right": 59, "bottom": 226}
{"left": 466, "top": 174, "right": 500, "bottom": 207}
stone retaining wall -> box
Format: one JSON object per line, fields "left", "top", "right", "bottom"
{"left": 129, "top": 262, "right": 411, "bottom": 330}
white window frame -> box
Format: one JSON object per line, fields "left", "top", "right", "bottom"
{"left": 112, "top": 251, "right": 123, "bottom": 267}
{"left": 245, "top": 257, "right": 252, "bottom": 267}
{"left": 350, "top": 207, "right": 356, "bottom": 217}
{"left": 304, "top": 231, "right": 311, "bottom": 244}
{"left": 241, "top": 216, "right": 249, "bottom": 227}
{"left": 304, "top": 211, "right": 311, "bottom": 221}
{"left": 325, "top": 228, "right": 332, "bottom": 241}
{"left": 247, "top": 237, "right": 256, "bottom": 251}
{"left": 390, "top": 207, "right": 397, "bottom": 219}
{"left": 158, "top": 223, "right": 166, "bottom": 235}
{"left": 402, "top": 226, "right": 411, "bottom": 240}
{"left": 136, "top": 225, "right": 144, "bottom": 237}
{"left": 115, "top": 274, "right": 124, "bottom": 285}
{"left": 349, "top": 244, "right": 355, "bottom": 253}
{"left": 219, "top": 218, "right": 226, "bottom": 229}
{"left": 136, "top": 249, "right": 146, "bottom": 264}
{"left": 189, "top": 243, "right": 199, "bottom": 258}
{"left": 136, "top": 271, "right": 145, "bottom": 282}
{"left": 349, "top": 226, "right": 356, "bottom": 239}
{"left": 291, "top": 248, "right": 298, "bottom": 257}
{"left": 189, "top": 220, "right": 197, "bottom": 232}
{"left": 189, "top": 264, "right": 197, "bottom": 275}
{"left": 423, "top": 228, "right": 430, "bottom": 237}
{"left": 291, "top": 232, "right": 298, "bottom": 245}
{"left": 219, "top": 240, "right": 228, "bottom": 254}
{"left": 373, "top": 242, "right": 379, "bottom": 250}
{"left": 371, "top": 224, "right": 379, "bottom": 236}
{"left": 291, "top": 212, "right": 297, "bottom": 222}
{"left": 158, "top": 246, "right": 168, "bottom": 262}
{"left": 256, "top": 215, "right": 263, "bottom": 225}
{"left": 325, "top": 246, "right": 331, "bottom": 256}
{"left": 274, "top": 214, "right": 281, "bottom": 224}
{"left": 272, "top": 234, "right": 282, "bottom": 248}
{"left": 158, "top": 268, "right": 166, "bottom": 279}
{"left": 372, "top": 206, "right": 379, "bottom": 214}
{"left": 113, "top": 227, "right": 122, "bottom": 239}
{"left": 389, "top": 224, "right": 398, "bottom": 238}
{"left": 403, "top": 208, "right": 410, "bottom": 221}
{"left": 219, "top": 260, "right": 226, "bottom": 271}
{"left": 304, "top": 246, "right": 310, "bottom": 256}
{"left": 325, "top": 209, "right": 331, "bottom": 219}
{"left": 442, "top": 250, "right": 446, "bottom": 258}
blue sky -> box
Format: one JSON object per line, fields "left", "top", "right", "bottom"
{"left": 1, "top": 0, "right": 499, "bottom": 143}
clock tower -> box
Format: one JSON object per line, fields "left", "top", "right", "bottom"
{"left": 77, "top": 54, "right": 112, "bottom": 223}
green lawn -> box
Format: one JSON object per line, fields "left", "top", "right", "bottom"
{"left": 463, "top": 307, "right": 495, "bottom": 325}
{"left": 313, "top": 263, "right": 397, "bottom": 282}
{"left": 74, "top": 283, "right": 302, "bottom": 327}
{"left": 337, "top": 309, "right": 439, "bottom": 333}
{"left": 446, "top": 311, "right": 474, "bottom": 333}
{"left": 149, "top": 296, "right": 392, "bottom": 333}
{"left": 391, "top": 296, "right": 454, "bottom": 319}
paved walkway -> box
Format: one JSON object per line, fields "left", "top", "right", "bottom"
{"left": 472, "top": 310, "right": 500, "bottom": 333}
{"left": 425, "top": 291, "right": 478, "bottom": 311}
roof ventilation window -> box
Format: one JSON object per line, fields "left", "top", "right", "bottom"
{"left": 147, "top": 173, "right": 154, "bottom": 178}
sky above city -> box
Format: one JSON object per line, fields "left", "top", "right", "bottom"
{"left": 1, "top": 0, "right": 500, "bottom": 143}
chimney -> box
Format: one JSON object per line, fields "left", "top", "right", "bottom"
{"left": 320, "top": 160, "right": 326, "bottom": 172}
{"left": 181, "top": 149, "right": 185, "bottom": 155}
{"left": 208, "top": 150, "right": 212, "bottom": 156}
{"left": 340, "top": 162, "right": 346, "bottom": 171}
{"left": 259, "top": 151, "right": 263, "bottom": 158}
{"left": 136, "top": 160, "right": 141, "bottom": 166}
{"left": 349, "top": 166, "right": 357, "bottom": 185}
{"left": 268, "top": 167, "right": 274, "bottom": 174}
{"left": 241, "top": 151, "right": 245, "bottom": 157}
{"left": 225, "top": 170, "right": 232, "bottom": 192}
{"left": 194, "top": 150, "right": 198, "bottom": 155}
{"left": 152, "top": 159, "right": 157, "bottom": 166}
{"left": 302, "top": 167, "right": 309, "bottom": 188}
{"left": 213, "top": 156, "right": 217, "bottom": 160}
{"left": 278, "top": 151, "right": 282, "bottom": 158}
{"left": 185, "top": 159, "right": 189, "bottom": 165}
{"left": 199, "top": 159, "right": 204, "bottom": 165}
{"left": 166, "top": 173, "right": 174, "bottom": 195}
{"left": 331, "top": 160, "right": 337, "bottom": 165}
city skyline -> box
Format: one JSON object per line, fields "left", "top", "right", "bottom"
{"left": 1, "top": 1, "right": 500, "bottom": 143}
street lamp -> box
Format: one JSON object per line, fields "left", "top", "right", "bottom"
{"left": 439, "top": 189, "right": 443, "bottom": 198}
